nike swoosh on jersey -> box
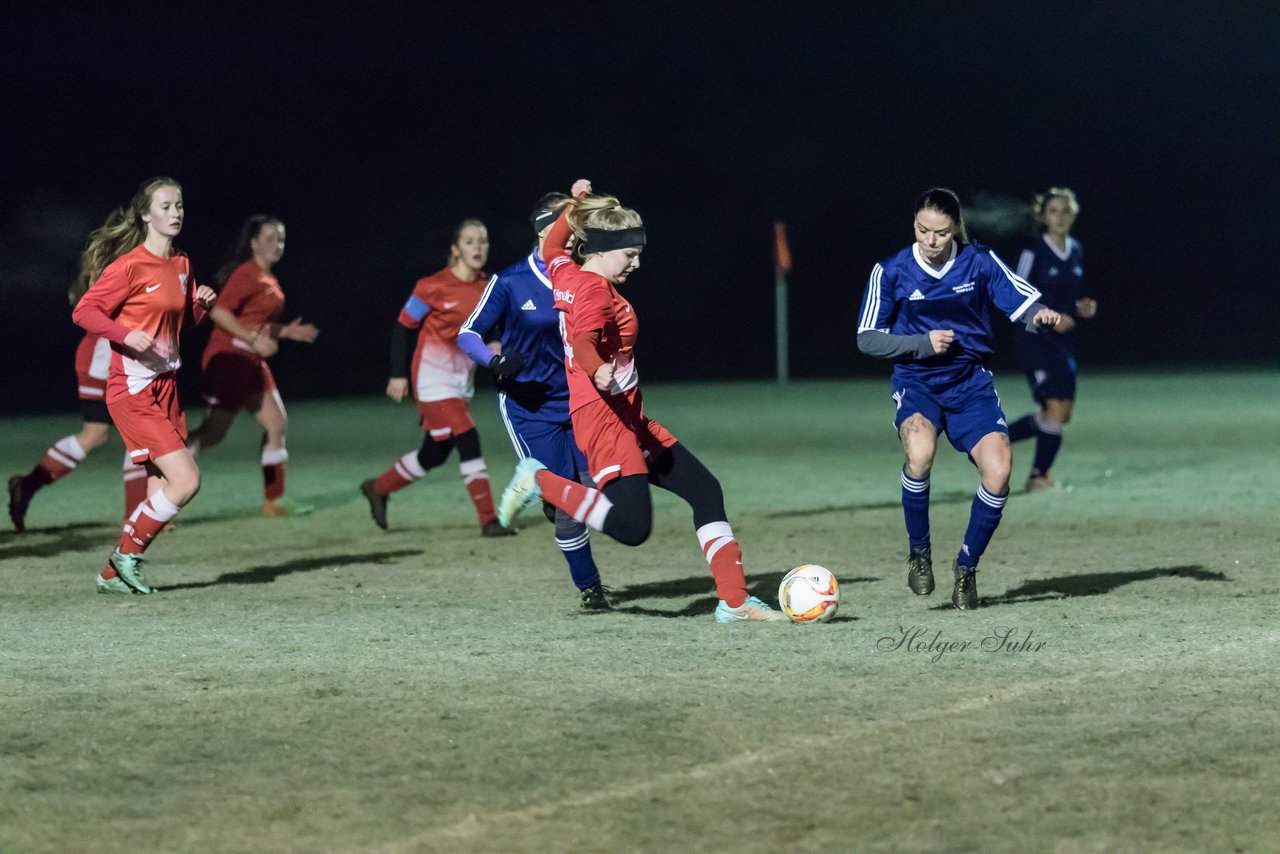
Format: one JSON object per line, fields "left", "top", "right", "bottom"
{"left": 145, "top": 284, "right": 162, "bottom": 293}
{"left": 443, "top": 301, "right": 459, "bottom": 309}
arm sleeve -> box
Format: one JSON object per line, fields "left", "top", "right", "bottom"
{"left": 570, "top": 329, "right": 605, "bottom": 376}
{"left": 856, "top": 262, "right": 897, "bottom": 333}
{"left": 982, "top": 249, "right": 1042, "bottom": 322}
{"left": 389, "top": 321, "right": 414, "bottom": 378}
{"left": 543, "top": 208, "right": 573, "bottom": 263}
{"left": 457, "top": 275, "right": 503, "bottom": 367}
{"left": 396, "top": 280, "right": 432, "bottom": 330}
{"left": 71, "top": 263, "right": 134, "bottom": 344}
{"left": 857, "top": 329, "right": 935, "bottom": 360}
{"left": 1015, "top": 248, "right": 1035, "bottom": 281}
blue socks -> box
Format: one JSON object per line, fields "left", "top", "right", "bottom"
{"left": 901, "top": 466, "right": 931, "bottom": 552}
{"left": 959, "top": 485, "right": 1008, "bottom": 569}
{"left": 556, "top": 522, "right": 601, "bottom": 591}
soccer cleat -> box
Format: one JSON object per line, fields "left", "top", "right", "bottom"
{"left": 714, "top": 595, "right": 786, "bottom": 623}
{"left": 952, "top": 561, "right": 978, "bottom": 611}
{"left": 1025, "top": 475, "right": 1055, "bottom": 493}
{"left": 480, "top": 518, "right": 517, "bottom": 537}
{"left": 578, "top": 583, "right": 612, "bottom": 612}
{"left": 907, "top": 547, "right": 935, "bottom": 595}
{"left": 263, "top": 499, "right": 314, "bottom": 517}
{"left": 110, "top": 549, "right": 153, "bottom": 595}
{"left": 8, "top": 474, "right": 31, "bottom": 533}
{"left": 96, "top": 572, "right": 135, "bottom": 595}
{"left": 497, "top": 458, "right": 546, "bottom": 527}
{"left": 360, "top": 479, "right": 388, "bottom": 529}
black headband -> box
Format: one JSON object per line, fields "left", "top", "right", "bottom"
{"left": 531, "top": 208, "right": 560, "bottom": 233}
{"left": 583, "top": 227, "right": 646, "bottom": 254}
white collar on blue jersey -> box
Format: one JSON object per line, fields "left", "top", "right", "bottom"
{"left": 527, "top": 251, "right": 552, "bottom": 289}
{"left": 912, "top": 240, "right": 958, "bottom": 279}
{"left": 1041, "top": 233, "right": 1073, "bottom": 262}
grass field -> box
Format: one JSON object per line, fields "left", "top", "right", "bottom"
{"left": 2, "top": 370, "right": 1278, "bottom": 853}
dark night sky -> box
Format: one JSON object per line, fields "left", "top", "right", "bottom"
{"left": 3, "top": 2, "right": 1277, "bottom": 412}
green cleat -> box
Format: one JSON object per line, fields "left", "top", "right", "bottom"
{"left": 497, "top": 458, "right": 546, "bottom": 527}
{"left": 110, "top": 548, "right": 153, "bottom": 595}
{"left": 96, "top": 573, "right": 135, "bottom": 595}
{"left": 714, "top": 595, "right": 786, "bottom": 623}
{"left": 952, "top": 561, "right": 978, "bottom": 611}
{"left": 907, "top": 547, "right": 935, "bottom": 595}
{"left": 578, "top": 584, "right": 612, "bottom": 612}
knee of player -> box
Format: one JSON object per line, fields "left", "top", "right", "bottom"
{"left": 172, "top": 470, "right": 202, "bottom": 504}
{"left": 609, "top": 510, "right": 652, "bottom": 547}
{"left": 78, "top": 423, "right": 111, "bottom": 451}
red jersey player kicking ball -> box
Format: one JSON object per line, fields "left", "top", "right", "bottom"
{"left": 497, "top": 179, "right": 782, "bottom": 623}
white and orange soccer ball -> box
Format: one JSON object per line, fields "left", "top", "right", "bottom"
{"left": 777, "top": 564, "right": 840, "bottom": 623}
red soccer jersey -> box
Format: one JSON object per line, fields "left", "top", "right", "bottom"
{"left": 71, "top": 243, "right": 201, "bottom": 401}
{"left": 204, "top": 259, "right": 285, "bottom": 362}
{"left": 545, "top": 216, "right": 640, "bottom": 412}
{"left": 397, "top": 267, "right": 487, "bottom": 402}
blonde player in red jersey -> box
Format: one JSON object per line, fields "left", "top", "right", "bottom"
{"left": 360, "top": 219, "right": 515, "bottom": 537}
{"left": 70, "top": 177, "right": 216, "bottom": 594}
{"left": 497, "top": 180, "right": 783, "bottom": 622}
{"left": 188, "top": 215, "right": 319, "bottom": 516}
{"left": 7, "top": 329, "right": 149, "bottom": 532}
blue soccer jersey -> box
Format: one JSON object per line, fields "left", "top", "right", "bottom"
{"left": 1015, "top": 234, "right": 1084, "bottom": 315}
{"left": 858, "top": 241, "right": 1041, "bottom": 387}
{"left": 458, "top": 251, "right": 570, "bottom": 422}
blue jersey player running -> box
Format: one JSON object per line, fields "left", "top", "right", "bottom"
{"left": 857, "top": 188, "right": 1062, "bottom": 610}
{"left": 1007, "top": 188, "right": 1098, "bottom": 492}
{"left": 458, "top": 194, "right": 610, "bottom": 612}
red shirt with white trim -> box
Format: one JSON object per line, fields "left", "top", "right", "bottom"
{"left": 71, "top": 243, "right": 203, "bottom": 401}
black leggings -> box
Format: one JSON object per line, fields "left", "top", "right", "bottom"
{"left": 600, "top": 443, "right": 726, "bottom": 546}
{"left": 416, "top": 427, "right": 483, "bottom": 471}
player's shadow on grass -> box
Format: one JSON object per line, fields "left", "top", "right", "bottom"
{"left": 173, "top": 487, "right": 362, "bottom": 527}
{"left": 0, "top": 522, "right": 119, "bottom": 559}
{"left": 611, "top": 570, "right": 878, "bottom": 619}
{"left": 929, "top": 564, "right": 1229, "bottom": 610}
{"left": 766, "top": 491, "right": 972, "bottom": 519}
{"left": 161, "top": 549, "right": 423, "bottom": 591}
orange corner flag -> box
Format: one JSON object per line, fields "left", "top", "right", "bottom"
{"left": 773, "top": 221, "right": 792, "bottom": 274}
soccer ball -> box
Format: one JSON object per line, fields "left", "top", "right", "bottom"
{"left": 777, "top": 564, "right": 840, "bottom": 623}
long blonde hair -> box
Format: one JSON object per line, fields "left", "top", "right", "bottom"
{"left": 69, "top": 176, "right": 181, "bottom": 305}
{"left": 1033, "top": 187, "right": 1080, "bottom": 221}
{"left": 556, "top": 194, "right": 644, "bottom": 262}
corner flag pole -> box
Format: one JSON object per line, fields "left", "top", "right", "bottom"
{"left": 773, "top": 221, "right": 792, "bottom": 384}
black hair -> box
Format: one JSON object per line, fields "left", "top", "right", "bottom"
{"left": 914, "top": 188, "right": 968, "bottom": 243}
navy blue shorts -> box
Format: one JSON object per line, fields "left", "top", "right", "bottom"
{"left": 1015, "top": 334, "right": 1077, "bottom": 403}
{"left": 892, "top": 368, "right": 1009, "bottom": 454}
{"left": 498, "top": 393, "right": 590, "bottom": 483}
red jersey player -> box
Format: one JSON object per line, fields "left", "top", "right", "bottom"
{"left": 359, "top": 219, "right": 515, "bottom": 537}
{"left": 69, "top": 177, "right": 216, "bottom": 594}
{"left": 7, "top": 328, "right": 149, "bottom": 532}
{"left": 188, "top": 215, "right": 319, "bottom": 516}
{"left": 497, "top": 180, "right": 782, "bottom": 622}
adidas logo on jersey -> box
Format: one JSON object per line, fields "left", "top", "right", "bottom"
{"left": 997, "top": 418, "right": 1007, "bottom": 427}
{"left": 908, "top": 289, "right": 925, "bottom": 301}
{"left": 520, "top": 299, "right": 536, "bottom": 311}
